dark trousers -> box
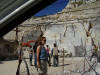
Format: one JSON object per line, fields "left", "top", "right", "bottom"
{"left": 53, "top": 55, "right": 58, "bottom": 67}
{"left": 29, "top": 54, "right": 33, "bottom": 65}
{"left": 47, "top": 54, "right": 51, "bottom": 66}
{"left": 34, "top": 53, "right": 37, "bottom": 67}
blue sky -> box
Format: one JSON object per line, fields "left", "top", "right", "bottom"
{"left": 35, "top": 0, "right": 69, "bottom": 16}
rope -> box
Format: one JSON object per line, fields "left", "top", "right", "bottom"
{"left": 16, "top": 36, "right": 23, "bottom": 75}
{"left": 83, "top": 56, "right": 98, "bottom": 75}
{"left": 16, "top": 46, "right": 23, "bottom": 75}
{"left": 23, "top": 58, "right": 30, "bottom": 75}
{"left": 82, "top": 46, "right": 99, "bottom": 75}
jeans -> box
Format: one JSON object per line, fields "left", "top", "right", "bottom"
{"left": 53, "top": 55, "right": 58, "bottom": 66}
{"left": 34, "top": 53, "right": 37, "bottom": 67}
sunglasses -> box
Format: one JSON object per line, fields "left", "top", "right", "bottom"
{"left": 43, "top": 40, "right": 46, "bottom": 41}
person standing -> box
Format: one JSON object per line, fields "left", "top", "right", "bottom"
{"left": 29, "top": 46, "right": 33, "bottom": 66}
{"left": 33, "top": 33, "right": 43, "bottom": 68}
{"left": 52, "top": 43, "right": 59, "bottom": 67}
{"left": 37, "top": 37, "right": 48, "bottom": 75}
{"left": 46, "top": 45, "right": 51, "bottom": 66}
{"left": 33, "top": 41, "right": 38, "bottom": 67}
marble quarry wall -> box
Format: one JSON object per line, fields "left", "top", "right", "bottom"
{"left": 44, "top": 18, "right": 100, "bottom": 56}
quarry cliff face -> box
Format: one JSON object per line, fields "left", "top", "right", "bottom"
{"left": 1, "top": 0, "right": 100, "bottom": 57}
{"left": 44, "top": 18, "right": 100, "bottom": 56}
{"left": 43, "top": 1, "right": 100, "bottom": 56}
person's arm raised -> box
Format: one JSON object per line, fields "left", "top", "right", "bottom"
{"left": 37, "top": 45, "right": 41, "bottom": 68}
